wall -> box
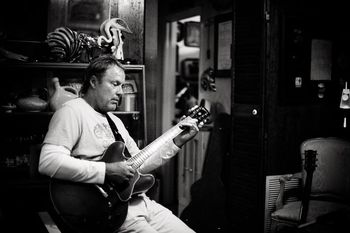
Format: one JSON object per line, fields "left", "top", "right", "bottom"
{"left": 266, "top": 0, "right": 350, "bottom": 175}
{"left": 198, "top": 3, "right": 232, "bottom": 117}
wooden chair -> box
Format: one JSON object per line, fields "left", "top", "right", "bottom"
{"left": 270, "top": 137, "right": 350, "bottom": 233}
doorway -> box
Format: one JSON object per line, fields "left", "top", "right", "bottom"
{"left": 174, "top": 16, "right": 200, "bottom": 124}
{"left": 160, "top": 10, "right": 201, "bottom": 212}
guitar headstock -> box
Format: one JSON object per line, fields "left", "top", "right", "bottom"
{"left": 187, "top": 105, "right": 211, "bottom": 125}
{"left": 304, "top": 149, "right": 317, "bottom": 173}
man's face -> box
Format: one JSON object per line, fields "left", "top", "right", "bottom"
{"left": 94, "top": 65, "right": 125, "bottom": 112}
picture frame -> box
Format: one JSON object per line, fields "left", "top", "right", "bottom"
{"left": 181, "top": 58, "right": 199, "bottom": 81}
{"left": 122, "top": 80, "right": 138, "bottom": 94}
{"left": 214, "top": 12, "right": 232, "bottom": 77}
{"left": 184, "top": 21, "right": 200, "bottom": 47}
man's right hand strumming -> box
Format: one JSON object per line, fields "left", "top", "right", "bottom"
{"left": 106, "top": 161, "right": 135, "bottom": 184}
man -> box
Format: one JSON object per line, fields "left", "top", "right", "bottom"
{"left": 39, "top": 54, "right": 200, "bottom": 233}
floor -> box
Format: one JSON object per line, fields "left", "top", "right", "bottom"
{"left": 0, "top": 177, "right": 59, "bottom": 233}
{"left": 0, "top": 210, "right": 57, "bottom": 233}
{"left": 275, "top": 210, "right": 350, "bottom": 233}
{"left": 297, "top": 210, "right": 350, "bottom": 233}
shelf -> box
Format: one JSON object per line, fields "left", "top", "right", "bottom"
{"left": 0, "top": 61, "right": 144, "bottom": 70}
{"left": 0, "top": 111, "right": 141, "bottom": 120}
{"left": 1, "top": 110, "right": 141, "bottom": 116}
{"left": 1, "top": 61, "right": 147, "bottom": 145}
{"left": 1, "top": 61, "right": 89, "bottom": 69}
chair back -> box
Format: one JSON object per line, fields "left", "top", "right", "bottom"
{"left": 300, "top": 137, "right": 350, "bottom": 202}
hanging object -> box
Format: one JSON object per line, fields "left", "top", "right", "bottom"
{"left": 340, "top": 82, "right": 350, "bottom": 109}
{"left": 200, "top": 68, "right": 216, "bottom": 92}
{"left": 340, "top": 81, "right": 350, "bottom": 128}
{"left": 97, "top": 18, "right": 132, "bottom": 60}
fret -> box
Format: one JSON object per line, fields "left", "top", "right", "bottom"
{"left": 128, "top": 123, "right": 183, "bottom": 169}
{"left": 126, "top": 106, "right": 209, "bottom": 170}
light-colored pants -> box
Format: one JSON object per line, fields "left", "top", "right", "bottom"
{"left": 117, "top": 194, "right": 195, "bottom": 233}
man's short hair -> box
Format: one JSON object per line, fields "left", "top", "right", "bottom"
{"left": 81, "top": 55, "right": 124, "bottom": 94}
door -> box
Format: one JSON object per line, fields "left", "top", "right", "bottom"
{"left": 228, "top": 0, "right": 267, "bottom": 232}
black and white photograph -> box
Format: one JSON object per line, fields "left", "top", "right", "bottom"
{"left": 1, "top": 0, "right": 350, "bottom": 233}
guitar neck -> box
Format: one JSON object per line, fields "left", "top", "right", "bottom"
{"left": 127, "top": 120, "right": 184, "bottom": 169}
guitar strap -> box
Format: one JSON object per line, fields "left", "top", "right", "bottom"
{"left": 105, "top": 113, "right": 131, "bottom": 158}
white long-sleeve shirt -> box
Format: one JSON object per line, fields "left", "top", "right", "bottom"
{"left": 38, "top": 98, "right": 180, "bottom": 184}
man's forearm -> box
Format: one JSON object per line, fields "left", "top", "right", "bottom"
{"left": 39, "top": 143, "right": 106, "bottom": 184}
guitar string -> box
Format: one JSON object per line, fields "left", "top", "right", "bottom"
{"left": 128, "top": 123, "right": 184, "bottom": 169}
{"left": 127, "top": 109, "right": 209, "bottom": 170}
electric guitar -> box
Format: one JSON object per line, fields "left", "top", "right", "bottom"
{"left": 49, "top": 105, "right": 210, "bottom": 233}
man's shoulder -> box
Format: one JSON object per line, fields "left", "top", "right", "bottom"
{"left": 64, "top": 97, "right": 83, "bottom": 106}
{"left": 53, "top": 98, "right": 85, "bottom": 116}
{"left": 63, "top": 98, "right": 89, "bottom": 110}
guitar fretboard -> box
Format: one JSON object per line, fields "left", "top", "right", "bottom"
{"left": 127, "top": 121, "right": 184, "bottom": 169}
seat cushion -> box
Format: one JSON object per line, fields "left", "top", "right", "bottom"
{"left": 271, "top": 200, "right": 350, "bottom": 223}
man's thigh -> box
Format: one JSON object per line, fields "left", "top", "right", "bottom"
{"left": 117, "top": 196, "right": 195, "bottom": 233}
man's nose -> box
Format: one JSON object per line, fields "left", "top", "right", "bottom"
{"left": 116, "top": 85, "right": 124, "bottom": 94}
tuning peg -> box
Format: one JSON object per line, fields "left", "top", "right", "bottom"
{"left": 188, "top": 105, "right": 199, "bottom": 113}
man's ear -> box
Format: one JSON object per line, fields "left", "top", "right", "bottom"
{"left": 89, "top": 75, "right": 98, "bottom": 88}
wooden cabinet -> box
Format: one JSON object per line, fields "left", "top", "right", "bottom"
{"left": 0, "top": 61, "right": 147, "bottom": 212}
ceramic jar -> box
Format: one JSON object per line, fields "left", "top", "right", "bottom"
{"left": 16, "top": 94, "right": 48, "bottom": 112}
{"left": 48, "top": 77, "right": 78, "bottom": 111}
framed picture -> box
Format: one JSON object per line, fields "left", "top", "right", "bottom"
{"left": 122, "top": 80, "right": 138, "bottom": 94}
{"left": 184, "top": 21, "right": 200, "bottom": 47}
{"left": 214, "top": 12, "right": 232, "bottom": 77}
{"left": 65, "top": 0, "right": 107, "bottom": 34}
{"left": 181, "top": 58, "right": 199, "bottom": 80}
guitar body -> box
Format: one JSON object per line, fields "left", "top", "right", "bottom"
{"left": 101, "top": 141, "right": 155, "bottom": 201}
{"left": 50, "top": 141, "right": 155, "bottom": 233}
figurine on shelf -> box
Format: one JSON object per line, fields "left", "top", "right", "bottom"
{"left": 46, "top": 27, "right": 83, "bottom": 63}
{"left": 97, "top": 18, "right": 132, "bottom": 60}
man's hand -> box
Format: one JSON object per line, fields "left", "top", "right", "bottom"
{"left": 105, "top": 161, "right": 135, "bottom": 184}
{"left": 173, "top": 116, "right": 202, "bottom": 148}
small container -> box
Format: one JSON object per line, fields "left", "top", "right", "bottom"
{"left": 119, "top": 93, "right": 137, "bottom": 112}
{"left": 16, "top": 94, "right": 48, "bottom": 112}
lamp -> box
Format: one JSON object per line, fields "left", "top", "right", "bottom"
{"left": 340, "top": 81, "right": 350, "bottom": 128}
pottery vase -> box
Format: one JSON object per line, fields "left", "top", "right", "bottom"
{"left": 16, "top": 94, "right": 48, "bottom": 112}
{"left": 48, "top": 77, "right": 78, "bottom": 111}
